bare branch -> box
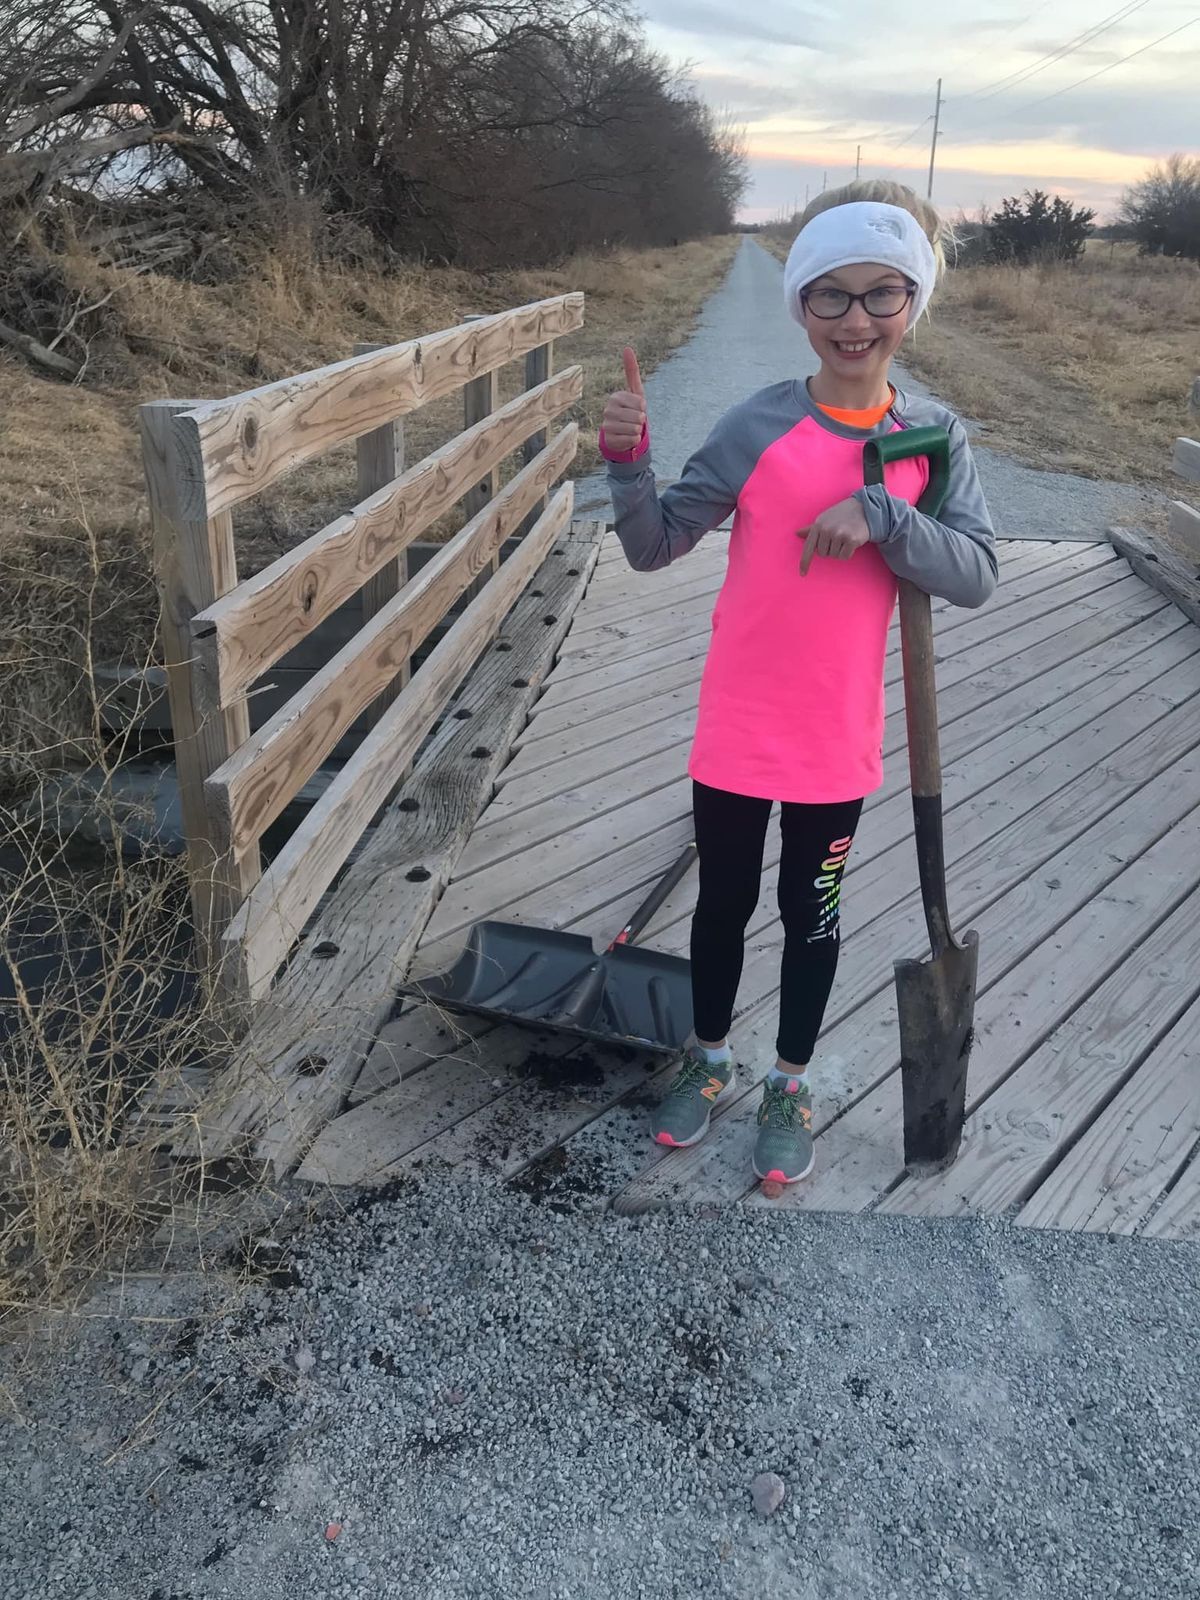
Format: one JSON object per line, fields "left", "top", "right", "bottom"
{"left": 0, "top": 315, "right": 81, "bottom": 379}
{"left": 3, "top": 7, "right": 149, "bottom": 142}
{"left": 0, "top": 126, "right": 184, "bottom": 202}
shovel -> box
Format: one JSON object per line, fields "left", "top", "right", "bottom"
{"left": 863, "top": 426, "right": 980, "bottom": 1173}
{"left": 402, "top": 843, "right": 698, "bottom": 1053}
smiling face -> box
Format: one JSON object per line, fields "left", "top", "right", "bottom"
{"left": 800, "top": 263, "right": 914, "bottom": 398}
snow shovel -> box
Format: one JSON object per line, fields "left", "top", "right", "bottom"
{"left": 402, "top": 843, "right": 698, "bottom": 1053}
{"left": 863, "top": 427, "right": 979, "bottom": 1173}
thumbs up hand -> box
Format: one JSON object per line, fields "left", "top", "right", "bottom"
{"left": 600, "top": 346, "right": 647, "bottom": 454}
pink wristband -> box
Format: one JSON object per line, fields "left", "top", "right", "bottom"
{"left": 599, "top": 421, "right": 650, "bottom": 464}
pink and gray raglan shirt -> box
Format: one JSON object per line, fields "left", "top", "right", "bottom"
{"left": 601, "top": 380, "right": 998, "bottom": 805}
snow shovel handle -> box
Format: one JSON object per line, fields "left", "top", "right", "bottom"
{"left": 863, "top": 427, "right": 955, "bottom": 956}
{"left": 607, "top": 842, "right": 698, "bottom": 952}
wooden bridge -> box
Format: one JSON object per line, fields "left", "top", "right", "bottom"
{"left": 140, "top": 319, "right": 1200, "bottom": 1241}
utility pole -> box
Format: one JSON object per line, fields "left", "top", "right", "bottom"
{"left": 821, "top": 170, "right": 827, "bottom": 192}
{"left": 804, "top": 184, "right": 809, "bottom": 207}
{"left": 927, "top": 78, "right": 942, "bottom": 201}
{"left": 856, "top": 144, "right": 862, "bottom": 180}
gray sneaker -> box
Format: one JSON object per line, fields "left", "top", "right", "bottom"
{"left": 752, "top": 1076, "right": 814, "bottom": 1183}
{"left": 650, "top": 1046, "right": 738, "bottom": 1148}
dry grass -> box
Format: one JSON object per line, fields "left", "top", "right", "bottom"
{"left": 901, "top": 246, "right": 1199, "bottom": 500}
{"left": 0, "top": 507, "right": 247, "bottom": 1327}
{"left": 759, "top": 230, "right": 1199, "bottom": 514}
{"left": 0, "top": 232, "right": 737, "bottom": 1332}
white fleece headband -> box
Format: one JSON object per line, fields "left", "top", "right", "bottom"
{"left": 783, "top": 201, "right": 938, "bottom": 330}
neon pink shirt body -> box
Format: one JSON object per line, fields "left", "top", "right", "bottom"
{"left": 690, "top": 415, "right": 928, "bottom": 803}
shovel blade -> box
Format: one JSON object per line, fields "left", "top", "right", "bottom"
{"left": 403, "top": 922, "right": 695, "bottom": 1054}
{"left": 405, "top": 921, "right": 602, "bottom": 1028}
{"left": 596, "top": 944, "right": 694, "bottom": 1054}
{"left": 894, "top": 929, "right": 979, "bottom": 1174}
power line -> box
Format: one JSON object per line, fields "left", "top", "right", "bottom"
{"left": 844, "top": 0, "right": 1126, "bottom": 155}
{"left": 965, "top": 0, "right": 1152, "bottom": 102}
{"left": 1011, "top": 14, "right": 1200, "bottom": 113}
{"left": 804, "top": 0, "right": 1177, "bottom": 188}
{"left": 888, "top": 113, "right": 933, "bottom": 150}
{"left": 966, "top": 0, "right": 1149, "bottom": 101}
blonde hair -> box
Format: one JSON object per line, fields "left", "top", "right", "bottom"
{"left": 796, "top": 179, "right": 953, "bottom": 284}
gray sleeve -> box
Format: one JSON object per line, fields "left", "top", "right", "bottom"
{"left": 606, "top": 420, "right": 739, "bottom": 572}
{"left": 854, "top": 419, "right": 998, "bottom": 609}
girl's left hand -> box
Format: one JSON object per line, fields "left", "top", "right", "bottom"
{"left": 796, "top": 497, "right": 871, "bottom": 575}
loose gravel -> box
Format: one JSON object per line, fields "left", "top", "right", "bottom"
{"left": 2, "top": 1178, "right": 1198, "bottom": 1599}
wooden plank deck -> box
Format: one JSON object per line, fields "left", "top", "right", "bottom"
{"left": 299, "top": 532, "right": 1200, "bottom": 1240}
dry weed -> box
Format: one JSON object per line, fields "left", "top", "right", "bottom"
{"left": 0, "top": 516, "right": 258, "bottom": 1330}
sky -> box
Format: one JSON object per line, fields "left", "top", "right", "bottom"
{"left": 635, "top": 0, "right": 1200, "bottom": 223}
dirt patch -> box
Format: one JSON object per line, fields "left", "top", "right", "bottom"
{"left": 506, "top": 1145, "right": 612, "bottom": 1211}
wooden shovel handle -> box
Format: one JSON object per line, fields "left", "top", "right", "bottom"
{"left": 898, "top": 578, "right": 956, "bottom": 958}
{"left": 898, "top": 578, "right": 941, "bottom": 799}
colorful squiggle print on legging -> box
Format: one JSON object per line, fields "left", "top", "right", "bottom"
{"left": 805, "top": 834, "right": 854, "bottom": 944}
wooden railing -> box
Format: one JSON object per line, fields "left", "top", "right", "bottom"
{"left": 140, "top": 294, "right": 583, "bottom": 1002}
{"left": 1171, "top": 377, "right": 1200, "bottom": 559}
{"left": 1110, "top": 377, "right": 1200, "bottom": 634}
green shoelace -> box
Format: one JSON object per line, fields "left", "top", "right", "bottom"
{"left": 759, "top": 1082, "right": 804, "bottom": 1128}
{"left": 667, "top": 1054, "right": 716, "bottom": 1099}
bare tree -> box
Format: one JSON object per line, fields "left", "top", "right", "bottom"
{"left": 0, "top": 0, "right": 749, "bottom": 367}
{"left": 1119, "top": 154, "right": 1200, "bottom": 263}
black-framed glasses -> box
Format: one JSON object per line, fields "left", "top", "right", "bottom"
{"left": 800, "top": 283, "right": 916, "bottom": 320}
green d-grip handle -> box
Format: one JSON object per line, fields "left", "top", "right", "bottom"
{"left": 863, "top": 425, "right": 952, "bottom": 520}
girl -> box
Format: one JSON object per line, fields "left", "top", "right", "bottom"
{"left": 598, "top": 181, "right": 997, "bottom": 1186}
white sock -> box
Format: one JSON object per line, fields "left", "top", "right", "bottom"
{"left": 768, "top": 1064, "right": 810, "bottom": 1091}
{"left": 697, "top": 1041, "right": 733, "bottom": 1067}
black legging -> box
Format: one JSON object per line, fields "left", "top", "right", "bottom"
{"left": 689, "top": 780, "right": 864, "bottom": 1064}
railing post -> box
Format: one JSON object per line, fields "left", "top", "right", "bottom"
{"left": 1170, "top": 378, "right": 1200, "bottom": 559}
{"left": 138, "top": 399, "right": 260, "bottom": 984}
{"left": 462, "top": 314, "right": 500, "bottom": 578}
{"left": 518, "top": 339, "right": 555, "bottom": 539}
{"left": 355, "top": 341, "right": 407, "bottom": 723}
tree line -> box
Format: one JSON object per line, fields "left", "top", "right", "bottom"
{"left": 964, "top": 156, "right": 1200, "bottom": 267}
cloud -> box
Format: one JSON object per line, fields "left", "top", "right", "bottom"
{"left": 946, "top": 82, "right": 1197, "bottom": 159}
{"left": 728, "top": 67, "right": 1196, "bottom": 164}
{"left": 647, "top": 0, "right": 1199, "bottom": 221}
{"left": 742, "top": 151, "right": 1138, "bottom": 223}
{"left": 688, "top": 69, "right": 825, "bottom": 120}
{"left": 639, "top": 0, "right": 829, "bottom": 49}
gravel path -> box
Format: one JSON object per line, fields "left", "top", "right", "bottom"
{"left": 3, "top": 241, "right": 1196, "bottom": 1600}
{"left": 576, "top": 237, "right": 1165, "bottom": 540}
{"left": 3, "top": 1186, "right": 1199, "bottom": 1599}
